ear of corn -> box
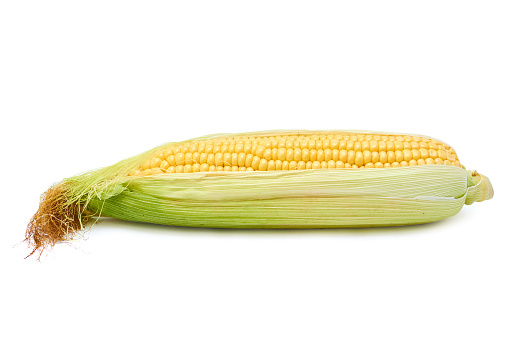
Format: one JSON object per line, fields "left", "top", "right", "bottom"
{"left": 25, "top": 130, "right": 493, "bottom": 258}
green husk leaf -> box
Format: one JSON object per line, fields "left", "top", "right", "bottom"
{"left": 87, "top": 165, "right": 473, "bottom": 229}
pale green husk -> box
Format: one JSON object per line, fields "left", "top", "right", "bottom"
{"left": 86, "top": 165, "right": 488, "bottom": 228}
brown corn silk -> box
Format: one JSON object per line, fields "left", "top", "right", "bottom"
{"left": 25, "top": 130, "right": 494, "bottom": 259}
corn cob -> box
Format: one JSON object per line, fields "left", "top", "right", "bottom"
{"left": 25, "top": 130, "right": 493, "bottom": 258}
{"left": 130, "top": 131, "right": 462, "bottom": 174}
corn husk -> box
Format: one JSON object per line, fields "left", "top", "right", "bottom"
{"left": 87, "top": 165, "right": 490, "bottom": 228}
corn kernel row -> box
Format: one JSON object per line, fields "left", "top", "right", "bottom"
{"left": 161, "top": 138, "right": 454, "bottom": 156}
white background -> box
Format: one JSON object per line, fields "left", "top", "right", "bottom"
{"left": 1, "top": 1, "right": 508, "bottom": 338}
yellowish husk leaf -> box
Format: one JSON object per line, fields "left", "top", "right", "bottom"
{"left": 87, "top": 165, "right": 491, "bottom": 228}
